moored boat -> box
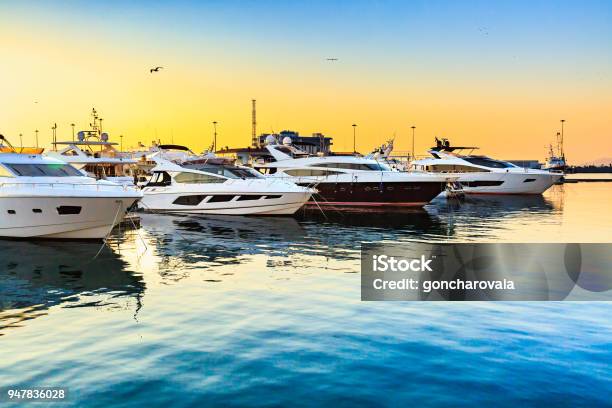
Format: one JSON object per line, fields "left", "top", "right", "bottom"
{"left": 253, "top": 137, "right": 453, "bottom": 207}
{"left": 410, "top": 138, "right": 562, "bottom": 195}
{"left": 0, "top": 135, "right": 142, "bottom": 239}
{"left": 140, "top": 156, "right": 313, "bottom": 215}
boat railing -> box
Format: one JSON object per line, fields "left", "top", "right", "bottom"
{"left": 0, "top": 181, "right": 136, "bottom": 192}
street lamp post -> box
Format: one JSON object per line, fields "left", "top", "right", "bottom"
{"left": 35, "top": 129, "right": 39, "bottom": 148}
{"left": 213, "top": 121, "right": 218, "bottom": 152}
{"left": 352, "top": 124, "right": 357, "bottom": 153}
{"left": 411, "top": 126, "right": 416, "bottom": 160}
{"left": 120, "top": 135, "right": 124, "bottom": 152}
{"left": 71, "top": 123, "right": 76, "bottom": 141}
{"left": 19, "top": 133, "right": 23, "bottom": 149}
{"left": 560, "top": 119, "right": 565, "bottom": 157}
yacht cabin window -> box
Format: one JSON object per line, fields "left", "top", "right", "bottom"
{"left": 174, "top": 172, "right": 226, "bottom": 184}
{"left": 284, "top": 169, "right": 343, "bottom": 177}
{"left": 256, "top": 167, "right": 277, "bottom": 175}
{"left": 4, "top": 163, "right": 83, "bottom": 177}
{"left": 192, "top": 165, "right": 263, "bottom": 179}
{"left": 425, "top": 164, "right": 490, "bottom": 173}
{"left": 310, "top": 162, "right": 391, "bottom": 171}
{"left": 463, "top": 157, "right": 515, "bottom": 169}
{"left": 148, "top": 171, "right": 172, "bottom": 186}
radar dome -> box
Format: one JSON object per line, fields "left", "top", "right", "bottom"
{"left": 282, "top": 136, "right": 292, "bottom": 145}
{"left": 265, "top": 135, "right": 277, "bottom": 145}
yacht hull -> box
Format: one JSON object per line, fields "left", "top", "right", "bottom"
{"left": 298, "top": 181, "right": 446, "bottom": 207}
{"left": 456, "top": 172, "right": 562, "bottom": 195}
{"left": 140, "top": 191, "right": 312, "bottom": 215}
{"left": 0, "top": 196, "right": 139, "bottom": 239}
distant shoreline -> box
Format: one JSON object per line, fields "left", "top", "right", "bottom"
{"left": 568, "top": 165, "right": 612, "bottom": 173}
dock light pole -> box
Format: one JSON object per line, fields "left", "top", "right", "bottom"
{"left": 71, "top": 123, "right": 75, "bottom": 141}
{"left": 411, "top": 126, "right": 416, "bottom": 160}
{"left": 19, "top": 133, "right": 23, "bottom": 148}
{"left": 120, "top": 135, "right": 124, "bottom": 152}
{"left": 560, "top": 119, "right": 565, "bottom": 156}
{"left": 352, "top": 123, "right": 357, "bottom": 153}
{"left": 35, "top": 129, "right": 39, "bottom": 148}
{"left": 213, "top": 121, "right": 218, "bottom": 152}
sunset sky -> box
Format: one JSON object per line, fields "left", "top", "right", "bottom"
{"left": 1, "top": 0, "right": 610, "bottom": 163}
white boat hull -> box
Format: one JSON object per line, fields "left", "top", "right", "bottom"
{"left": 0, "top": 196, "right": 139, "bottom": 239}
{"left": 140, "top": 191, "right": 311, "bottom": 215}
{"left": 456, "top": 171, "right": 562, "bottom": 195}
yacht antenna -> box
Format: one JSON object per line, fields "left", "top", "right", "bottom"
{"left": 212, "top": 121, "right": 218, "bottom": 152}
{"left": 90, "top": 108, "right": 102, "bottom": 138}
{"left": 52, "top": 123, "right": 57, "bottom": 150}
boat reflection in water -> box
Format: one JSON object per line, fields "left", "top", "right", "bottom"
{"left": 0, "top": 241, "right": 145, "bottom": 335}
{"left": 135, "top": 194, "right": 558, "bottom": 283}
{"left": 136, "top": 213, "right": 308, "bottom": 281}
{"left": 452, "top": 193, "right": 554, "bottom": 213}
{"left": 134, "top": 209, "right": 446, "bottom": 282}
{"left": 426, "top": 193, "right": 559, "bottom": 241}
{"left": 296, "top": 207, "right": 445, "bottom": 238}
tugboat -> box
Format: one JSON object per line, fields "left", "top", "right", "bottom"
{"left": 544, "top": 120, "right": 568, "bottom": 173}
{"left": 544, "top": 132, "right": 567, "bottom": 172}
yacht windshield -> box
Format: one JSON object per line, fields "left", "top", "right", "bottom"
{"left": 5, "top": 163, "right": 84, "bottom": 177}
{"left": 463, "top": 157, "right": 515, "bottom": 169}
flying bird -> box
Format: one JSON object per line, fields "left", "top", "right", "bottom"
{"left": 326, "top": 58, "right": 338, "bottom": 61}
{"left": 150, "top": 66, "right": 163, "bottom": 73}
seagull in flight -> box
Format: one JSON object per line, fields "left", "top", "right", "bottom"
{"left": 326, "top": 58, "right": 338, "bottom": 61}
{"left": 150, "top": 66, "right": 163, "bottom": 73}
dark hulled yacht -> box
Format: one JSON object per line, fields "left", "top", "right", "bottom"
{"left": 253, "top": 137, "right": 454, "bottom": 208}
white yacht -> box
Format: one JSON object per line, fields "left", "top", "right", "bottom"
{"left": 410, "top": 138, "right": 562, "bottom": 195}
{"left": 140, "top": 156, "right": 312, "bottom": 215}
{"left": 0, "top": 136, "right": 142, "bottom": 239}
{"left": 252, "top": 137, "right": 454, "bottom": 207}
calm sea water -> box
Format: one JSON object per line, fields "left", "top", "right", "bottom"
{"left": 1, "top": 182, "right": 611, "bottom": 407}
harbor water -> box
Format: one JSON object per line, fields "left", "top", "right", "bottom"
{"left": 1, "top": 182, "right": 611, "bottom": 406}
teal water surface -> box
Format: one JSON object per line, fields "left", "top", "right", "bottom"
{"left": 1, "top": 183, "right": 611, "bottom": 407}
